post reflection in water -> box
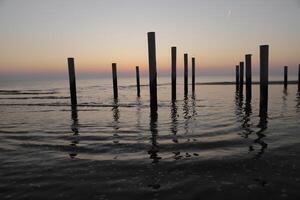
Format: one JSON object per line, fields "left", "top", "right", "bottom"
{"left": 136, "top": 97, "right": 142, "bottom": 131}
{"left": 255, "top": 87, "right": 269, "bottom": 159}
{"left": 148, "top": 111, "right": 160, "bottom": 163}
{"left": 234, "top": 88, "right": 268, "bottom": 158}
{"left": 170, "top": 100, "right": 178, "bottom": 143}
{"left": 234, "top": 90, "right": 244, "bottom": 123}
{"left": 69, "top": 106, "right": 79, "bottom": 159}
{"left": 281, "top": 88, "right": 288, "bottom": 115}
{"left": 255, "top": 111, "right": 268, "bottom": 159}
{"left": 112, "top": 99, "right": 120, "bottom": 144}
{"left": 242, "top": 94, "right": 254, "bottom": 139}
{"left": 191, "top": 93, "right": 197, "bottom": 119}
{"left": 183, "top": 96, "right": 190, "bottom": 139}
{"left": 296, "top": 92, "right": 300, "bottom": 112}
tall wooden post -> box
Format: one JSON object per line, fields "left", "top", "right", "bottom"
{"left": 192, "top": 57, "right": 195, "bottom": 93}
{"left": 136, "top": 66, "right": 141, "bottom": 97}
{"left": 184, "top": 53, "right": 188, "bottom": 97}
{"left": 67, "top": 58, "right": 77, "bottom": 107}
{"left": 284, "top": 66, "right": 288, "bottom": 89}
{"left": 239, "top": 62, "right": 244, "bottom": 88}
{"left": 236, "top": 65, "right": 240, "bottom": 90}
{"left": 171, "top": 47, "right": 177, "bottom": 101}
{"left": 245, "top": 54, "right": 252, "bottom": 100}
{"left": 147, "top": 32, "right": 157, "bottom": 112}
{"left": 259, "top": 45, "right": 269, "bottom": 117}
{"left": 112, "top": 63, "right": 118, "bottom": 99}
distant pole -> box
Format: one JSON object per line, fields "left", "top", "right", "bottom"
{"left": 245, "top": 54, "right": 252, "bottom": 99}
{"left": 239, "top": 61, "right": 244, "bottom": 92}
{"left": 259, "top": 45, "right": 269, "bottom": 117}
{"left": 67, "top": 57, "right": 77, "bottom": 107}
{"left": 236, "top": 65, "right": 240, "bottom": 90}
{"left": 298, "top": 64, "right": 300, "bottom": 91}
{"left": 171, "top": 47, "right": 177, "bottom": 101}
{"left": 284, "top": 66, "right": 288, "bottom": 89}
{"left": 184, "top": 53, "right": 188, "bottom": 97}
{"left": 192, "top": 57, "right": 195, "bottom": 93}
{"left": 147, "top": 32, "right": 158, "bottom": 112}
{"left": 136, "top": 66, "right": 141, "bottom": 97}
{"left": 112, "top": 63, "right": 118, "bottom": 99}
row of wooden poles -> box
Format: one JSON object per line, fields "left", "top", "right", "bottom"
{"left": 67, "top": 32, "right": 300, "bottom": 116}
{"left": 67, "top": 32, "right": 196, "bottom": 114}
{"left": 236, "top": 46, "right": 300, "bottom": 117}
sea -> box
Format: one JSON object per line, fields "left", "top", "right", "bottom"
{"left": 0, "top": 75, "right": 300, "bottom": 199}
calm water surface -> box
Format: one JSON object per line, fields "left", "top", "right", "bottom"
{"left": 0, "top": 77, "right": 300, "bottom": 199}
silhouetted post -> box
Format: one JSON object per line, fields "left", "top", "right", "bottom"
{"left": 239, "top": 62, "right": 244, "bottom": 89}
{"left": 171, "top": 47, "right": 177, "bottom": 101}
{"left": 236, "top": 65, "right": 240, "bottom": 90}
{"left": 136, "top": 66, "right": 141, "bottom": 97}
{"left": 298, "top": 64, "right": 300, "bottom": 91}
{"left": 245, "top": 54, "right": 252, "bottom": 99}
{"left": 259, "top": 45, "right": 269, "bottom": 117}
{"left": 147, "top": 32, "right": 157, "bottom": 112}
{"left": 112, "top": 63, "right": 118, "bottom": 99}
{"left": 192, "top": 57, "right": 195, "bottom": 93}
{"left": 184, "top": 53, "right": 188, "bottom": 97}
{"left": 67, "top": 58, "right": 77, "bottom": 107}
{"left": 284, "top": 66, "right": 288, "bottom": 89}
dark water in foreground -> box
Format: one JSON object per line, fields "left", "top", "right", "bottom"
{"left": 0, "top": 77, "right": 300, "bottom": 199}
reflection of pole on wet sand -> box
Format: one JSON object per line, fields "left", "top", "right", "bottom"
{"left": 69, "top": 106, "right": 79, "bottom": 159}
{"left": 148, "top": 112, "right": 160, "bottom": 163}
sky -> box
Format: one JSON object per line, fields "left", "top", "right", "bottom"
{"left": 0, "top": 0, "right": 300, "bottom": 80}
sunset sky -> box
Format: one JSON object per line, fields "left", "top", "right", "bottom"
{"left": 0, "top": 0, "right": 299, "bottom": 79}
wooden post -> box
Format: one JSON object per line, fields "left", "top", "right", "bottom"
{"left": 147, "top": 32, "right": 157, "bottom": 112}
{"left": 298, "top": 64, "right": 300, "bottom": 91}
{"left": 192, "top": 57, "right": 195, "bottom": 93}
{"left": 259, "top": 45, "right": 269, "bottom": 117}
{"left": 245, "top": 54, "right": 252, "bottom": 99}
{"left": 136, "top": 66, "right": 141, "bottom": 97}
{"left": 67, "top": 58, "right": 77, "bottom": 107}
{"left": 171, "top": 47, "right": 176, "bottom": 101}
{"left": 184, "top": 53, "right": 188, "bottom": 97}
{"left": 239, "top": 62, "right": 244, "bottom": 89}
{"left": 236, "top": 65, "right": 240, "bottom": 90}
{"left": 112, "top": 63, "right": 118, "bottom": 99}
{"left": 284, "top": 66, "right": 288, "bottom": 89}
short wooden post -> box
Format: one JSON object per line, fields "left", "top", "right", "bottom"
{"left": 284, "top": 66, "right": 288, "bottom": 89}
{"left": 147, "top": 32, "right": 157, "bottom": 112}
{"left": 259, "top": 45, "right": 269, "bottom": 117}
{"left": 245, "top": 54, "right": 252, "bottom": 99}
{"left": 171, "top": 47, "right": 176, "bottom": 101}
{"left": 298, "top": 64, "right": 300, "bottom": 91}
{"left": 112, "top": 63, "right": 118, "bottom": 99}
{"left": 184, "top": 53, "right": 188, "bottom": 97}
{"left": 136, "top": 66, "right": 141, "bottom": 97}
{"left": 192, "top": 57, "right": 195, "bottom": 93}
{"left": 236, "top": 65, "right": 240, "bottom": 89}
{"left": 239, "top": 61, "right": 244, "bottom": 89}
{"left": 67, "top": 58, "right": 77, "bottom": 107}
